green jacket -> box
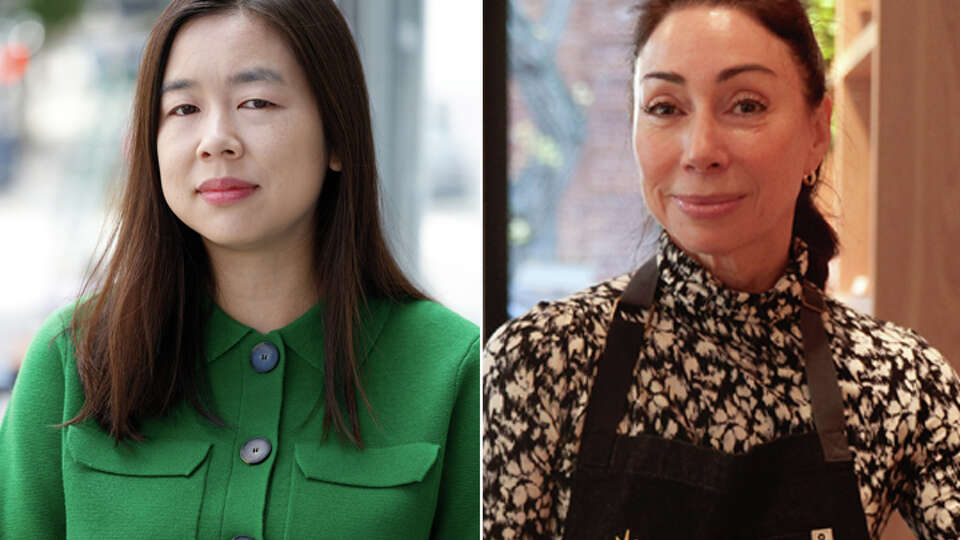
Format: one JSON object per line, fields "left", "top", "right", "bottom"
{"left": 0, "top": 298, "right": 479, "bottom": 539}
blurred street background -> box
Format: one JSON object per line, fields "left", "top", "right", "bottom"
{"left": 0, "top": 0, "right": 482, "bottom": 416}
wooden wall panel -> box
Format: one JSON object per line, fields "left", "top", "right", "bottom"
{"left": 870, "top": 2, "right": 959, "bottom": 538}
{"left": 873, "top": 0, "right": 960, "bottom": 366}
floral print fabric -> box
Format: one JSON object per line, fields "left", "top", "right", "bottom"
{"left": 483, "top": 233, "right": 960, "bottom": 539}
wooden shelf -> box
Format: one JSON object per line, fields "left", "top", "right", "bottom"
{"left": 831, "top": 21, "right": 876, "bottom": 83}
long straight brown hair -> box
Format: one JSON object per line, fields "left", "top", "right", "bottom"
{"left": 67, "top": 0, "right": 425, "bottom": 446}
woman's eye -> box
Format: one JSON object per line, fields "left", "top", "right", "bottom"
{"left": 170, "top": 104, "right": 199, "bottom": 116}
{"left": 643, "top": 102, "right": 681, "bottom": 117}
{"left": 240, "top": 99, "right": 275, "bottom": 110}
{"left": 732, "top": 99, "right": 767, "bottom": 115}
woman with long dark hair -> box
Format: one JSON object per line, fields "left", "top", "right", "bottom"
{"left": 484, "top": 1, "right": 960, "bottom": 538}
{"left": 0, "top": 1, "right": 479, "bottom": 537}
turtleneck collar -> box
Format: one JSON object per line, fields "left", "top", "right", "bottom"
{"left": 654, "top": 230, "right": 810, "bottom": 325}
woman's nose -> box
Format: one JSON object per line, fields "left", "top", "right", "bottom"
{"left": 682, "top": 113, "right": 728, "bottom": 174}
{"left": 196, "top": 112, "right": 243, "bottom": 160}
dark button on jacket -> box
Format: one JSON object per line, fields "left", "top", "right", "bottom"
{"left": 240, "top": 438, "right": 272, "bottom": 465}
{"left": 250, "top": 342, "right": 279, "bottom": 373}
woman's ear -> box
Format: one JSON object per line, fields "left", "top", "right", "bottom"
{"left": 329, "top": 153, "right": 342, "bottom": 172}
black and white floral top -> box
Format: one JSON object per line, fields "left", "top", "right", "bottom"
{"left": 483, "top": 233, "right": 960, "bottom": 539}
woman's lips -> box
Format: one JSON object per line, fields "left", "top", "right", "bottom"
{"left": 196, "top": 177, "right": 258, "bottom": 205}
{"left": 672, "top": 194, "right": 745, "bottom": 218}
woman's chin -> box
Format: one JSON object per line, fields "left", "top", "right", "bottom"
{"left": 665, "top": 226, "right": 742, "bottom": 259}
{"left": 197, "top": 231, "right": 265, "bottom": 253}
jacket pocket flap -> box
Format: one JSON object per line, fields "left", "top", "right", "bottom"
{"left": 67, "top": 425, "right": 211, "bottom": 477}
{"left": 295, "top": 442, "right": 440, "bottom": 487}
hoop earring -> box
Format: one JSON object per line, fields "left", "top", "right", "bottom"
{"left": 803, "top": 173, "right": 816, "bottom": 187}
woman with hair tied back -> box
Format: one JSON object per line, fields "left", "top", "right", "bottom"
{"left": 0, "top": 1, "right": 479, "bottom": 538}
{"left": 484, "top": 1, "right": 960, "bottom": 538}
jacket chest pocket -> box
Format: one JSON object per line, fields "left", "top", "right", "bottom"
{"left": 64, "top": 425, "right": 212, "bottom": 540}
{"left": 284, "top": 441, "right": 441, "bottom": 539}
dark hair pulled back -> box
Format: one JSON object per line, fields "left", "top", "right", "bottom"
{"left": 632, "top": 0, "right": 838, "bottom": 288}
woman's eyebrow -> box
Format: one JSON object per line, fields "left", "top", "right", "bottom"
{"left": 641, "top": 63, "right": 777, "bottom": 84}
{"left": 161, "top": 67, "right": 286, "bottom": 95}
{"left": 229, "top": 67, "right": 286, "bottom": 85}
{"left": 641, "top": 71, "right": 685, "bottom": 84}
{"left": 716, "top": 63, "right": 776, "bottom": 82}
{"left": 161, "top": 78, "right": 193, "bottom": 94}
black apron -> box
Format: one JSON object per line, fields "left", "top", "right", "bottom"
{"left": 564, "top": 259, "right": 871, "bottom": 540}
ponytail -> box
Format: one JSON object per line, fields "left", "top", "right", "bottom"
{"left": 792, "top": 165, "right": 838, "bottom": 289}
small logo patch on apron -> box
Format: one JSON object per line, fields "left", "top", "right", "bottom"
{"left": 811, "top": 529, "right": 834, "bottom": 540}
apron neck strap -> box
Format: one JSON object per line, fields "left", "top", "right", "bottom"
{"left": 799, "top": 281, "right": 853, "bottom": 462}
{"left": 577, "top": 259, "right": 852, "bottom": 468}
{"left": 619, "top": 257, "right": 659, "bottom": 310}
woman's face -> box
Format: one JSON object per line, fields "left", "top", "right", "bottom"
{"left": 157, "top": 11, "right": 339, "bottom": 252}
{"left": 632, "top": 7, "right": 831, "bottom": 264}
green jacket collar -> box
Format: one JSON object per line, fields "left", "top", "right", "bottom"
{"left": 203, "top": 297, "right": 392, "bottom": 370}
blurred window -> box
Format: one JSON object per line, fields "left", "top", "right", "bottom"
{"left": 507, "top": 0, "right": 649, "bottom": 317}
